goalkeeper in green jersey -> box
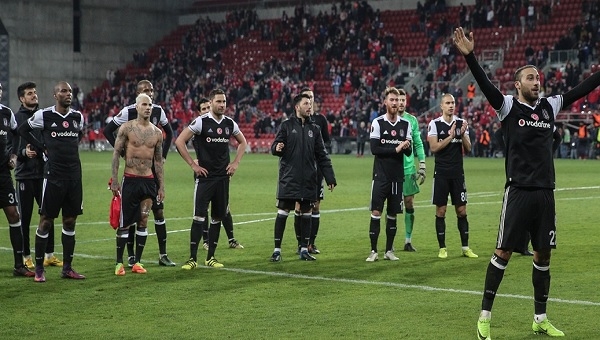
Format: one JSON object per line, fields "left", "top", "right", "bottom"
{"left": 398, "top": 90, "right": 426, "bottom": 251}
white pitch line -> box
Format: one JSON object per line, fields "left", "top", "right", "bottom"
{"left": 1, "top": 246, "right": 598, "bottom": 307}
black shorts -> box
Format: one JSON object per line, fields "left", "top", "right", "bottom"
{"left": 276, "top": 199, "right": 315, "bottom": 212}
{"left": 432, "top": 175, "right": 467, "bottom": 207}
{"left": 194, "top": 177, "right": 229, "bottom": 219}
{"left": 0, "top": 175, "right": 18, "bottom": 208}
{"left": 120, "top": 176, "right": 157, "bottom": 228}
{"left": 369, "top": 180, "right": 403, "bottom": 215}
{"left": 496, "top": 186, "right": 556, "bottom": 251}
{"left": 40, "top": 178, "right": 83, "bottom": 218}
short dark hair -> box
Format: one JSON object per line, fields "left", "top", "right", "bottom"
{"left": 514, "top": 65, "right": 538, "bottom": 82}
{"left": 293, "top": 93, "right": 311, "bottom": 107}
{"left": 209, "top": 88, "right": 226, "bottom": 99}
{"left": 197, "top": 97, "right": 209, "bottom": 111}
{"left": 300, "top": 87, "right": 312, "bottom": 94}
{"left": 17, "top": 81, "right": 36, "bottom": 99}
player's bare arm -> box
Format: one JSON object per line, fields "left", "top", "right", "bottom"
{"left": 174, "top": 127, "right": 208, "bottom": 177}
{"left": 110, "top": 125, "right": 128, "bottom": 196}
{"left": 153, "top": 129, "right": 165, "bottom": 203}
{"left": 461, "top": 122, "right": 472, "bottom": 153}
{"left": 226, "top": 132, "right": 247, "bottom": 176}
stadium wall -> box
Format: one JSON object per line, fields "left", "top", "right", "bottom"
{"left": 0, "top": 0, "right": 184, "bottom": 108}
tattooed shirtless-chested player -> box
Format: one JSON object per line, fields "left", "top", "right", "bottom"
{"left": 110, "top": 93, "right": 165, "bottom": 276}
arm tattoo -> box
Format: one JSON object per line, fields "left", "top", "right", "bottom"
{"left": 112, "top": 127, "right": 127, "bottom": 179}
{"left": 154, "top": 130, "right": 164, "bottom": 189}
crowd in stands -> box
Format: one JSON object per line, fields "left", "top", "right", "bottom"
{"left": 80, "top": 0, "right": 600, "bottom": 158}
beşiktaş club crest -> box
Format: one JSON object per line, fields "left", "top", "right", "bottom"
{"left": 225, "top": 127, "right": 230, "bottom": 135}
{"left": 541, "top": 109, "right": 550, "bottom": 120}
{"left": 308, "top": 130, "right": 313, "bottom": 138}
{"left": 73, "top": 120, "right": 78, "bottom": 129}
{"left": 2, "top": 118, "right": 7, "bottom": 127}
{"left": 152, "top": 117, "right": 158, "bottom": 125}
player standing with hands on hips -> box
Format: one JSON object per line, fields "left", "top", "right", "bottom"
{"left": 453, "top": 26, "right": 600, "bottom": 339}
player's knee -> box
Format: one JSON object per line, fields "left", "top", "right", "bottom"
{"left": 152, "top": 209, "right": 164, "bottom": 220}
{"left": 404, "top": 196, "right": 414, "bottom": 209}
{"left": 62, "top": 217, "right": 76, "bottom": 231}
{"left": 116, "top": 228, "right": 129, "bottom": 238}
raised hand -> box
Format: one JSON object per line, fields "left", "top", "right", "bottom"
{"left": 453, "top": 27, "right": 474, "bottom": 56}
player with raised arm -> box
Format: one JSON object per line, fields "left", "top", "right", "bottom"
{"left": 453, "top": 26, "right": 600, "bottom": 339}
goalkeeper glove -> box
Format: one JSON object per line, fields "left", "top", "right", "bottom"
{"left": 416, "top": 161, "right": 426, "bottom": 185}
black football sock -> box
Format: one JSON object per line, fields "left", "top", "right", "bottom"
{"left": 116, "top": 234, "right": 128, "bottom": 264}
{"left": 207, "top": 220, "right": 221, "bottom": 260}
{"left": 46, "top": 220, "right": 55, "bottom": 253}
{"left": 457, "top": 216, "right": 469, "bottom": 247}
{"left": 154, "top": 219, "right": 167, "bottom": 255}
{"left": 300, "top": 213, "right": 311, "bottom": 248}
{"left": 34, "top": 232, "right": 49, "bottom": 269}
{"left": 274, "top": 212, "right": 288, "bottom": 249}
{"left": 310, "top": 212, "right": 320, "bottom": 245}
{"left": 9, "top": 222, "right": 24, "bottom": 267}
{"left": 385, "top": 215, "right": 397, "bottom": 252}
{"left": 481, "top": 254, "right": 508, "bottom": 311}
{"left": 190, "top": 219, "right": 206, "bottom": 262}
{"left": 293, "top": 211, "right": 301, "bottom": 246}
{"left": 369, "top": 215, "right": 381, "bottom": 253}
{"left": 62, "top": 229, "right": 76, "bottom": 269}
{"left": 533, "top": 260, "right": 551, "bottom": 315}
{"left": 126, "top": 225, "right": 135, "bottom": 258}
{"left": 134, "top": 228, "right": 148, "bottom": 263}
{"left": 435, "top": 216, "right": 446, "bottom": 248}
{"left": 222, "top": 211, "right": 235, "bottom": 240}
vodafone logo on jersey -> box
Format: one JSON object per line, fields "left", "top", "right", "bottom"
{"left": 381, "top": 139, "right": 402, "bottom": 145}
{"left": 206, "top": 137, "right": 229, "bottom": 143}
{"left": 51, "top": 131, "right": 79, "bottom": 138}
{"left": 518, "top": 119, "right": 551, "bottom": 129}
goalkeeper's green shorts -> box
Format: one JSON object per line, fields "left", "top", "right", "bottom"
{"left": 403, "top": 174, "right": 420, "bottom": 197}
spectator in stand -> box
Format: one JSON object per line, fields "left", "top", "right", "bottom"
{"left": 466, "top": 81, "right": 476, "bottom": 103}
{"left": 87, "top": 128, "right": 97, "bottom": 151}
{"left": 356, "top": 121, "right": 368, "bottom": 157}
